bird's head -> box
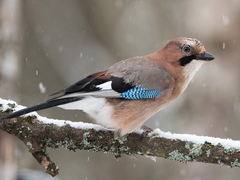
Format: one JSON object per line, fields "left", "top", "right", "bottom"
{"left": 163, "top": 37, "right": 214, "bottom": 65}
{"left": 161, "top": 37, "right": 215, "bottom": 79}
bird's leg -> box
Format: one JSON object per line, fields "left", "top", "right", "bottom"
{"left": 140, "top": 125, "right": 153, "bottom": 137}
{"left": 113, "top": 129, "right": 127, "bottom": 144}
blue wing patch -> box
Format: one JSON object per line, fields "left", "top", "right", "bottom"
{"left": 120, "top": 85, "right": 164, "bottom": 99}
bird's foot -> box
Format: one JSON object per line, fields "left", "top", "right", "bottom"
{"left": 114, "top": 130, "right": 127, "bottom": 144}
{"left": 141, "top": 125, "right": 153, "bottom": 137}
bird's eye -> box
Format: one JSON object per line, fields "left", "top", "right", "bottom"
{"left": 182, "top": 45, "right": 191, "bottom": 54}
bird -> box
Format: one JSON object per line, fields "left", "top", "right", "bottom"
{"left": 2, "top": 37, "right": 214, "bottom": 135}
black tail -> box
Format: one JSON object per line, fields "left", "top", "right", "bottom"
{"left": 1, "top": 97, "right": 83, "bottom": 120}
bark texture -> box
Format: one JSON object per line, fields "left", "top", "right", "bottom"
{"left": 1, "top": 103, "right": 240, "bottom": 177}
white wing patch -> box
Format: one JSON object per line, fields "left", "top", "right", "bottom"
{"left": 54, "top": 81, "right": 120, "bottom": 99}
{"left": 96, "top": 81, "right": 112, "bottom": 90}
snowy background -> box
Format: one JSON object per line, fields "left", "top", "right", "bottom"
{"left": 1, "top": 0, "right": 240, "bottom": 180}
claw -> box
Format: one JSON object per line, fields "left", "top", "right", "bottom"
{"left": 141, "top": 125, "right": 153, "bottom": 137}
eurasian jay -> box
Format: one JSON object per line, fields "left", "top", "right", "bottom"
{"left": 2, "top": 37, "right": 214, "bottom": 135}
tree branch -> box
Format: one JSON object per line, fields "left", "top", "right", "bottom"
{"left": 0, "top": 98, "right": 240, "bottom": 177}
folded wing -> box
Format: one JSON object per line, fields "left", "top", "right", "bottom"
{"left": 2, "top": 57, "right": 173, "bottom": 119}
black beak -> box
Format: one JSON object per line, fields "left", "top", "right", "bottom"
{"left": 195, "top": 51, "right": 215, "bottom": 61}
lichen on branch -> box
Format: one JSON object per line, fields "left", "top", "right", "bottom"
{"left": 0, "top": 98, "right": 240, "bottom": 177}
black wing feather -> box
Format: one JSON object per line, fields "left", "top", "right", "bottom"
{"left": 64, "top": 76, "right": 135, "bottom": 94}
{"left": 110, "top": 76, "right": 134, "bottom": 93}
{"left": 49, "top": 71, "right": 110, "bottom": 99}
{"left": 1, "top": 72, "right": 137, "bottom": 120}
{"left": 49, "top": 71, "right": 135, "bottom": 100}
{"left": 66, "top": 78, "right": 109, "bottom": 93}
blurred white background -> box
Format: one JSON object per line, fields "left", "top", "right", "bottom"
{"left": 1, "top": 0, "right": 240, "bottom": 179}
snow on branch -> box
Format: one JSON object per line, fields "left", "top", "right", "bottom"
{"left": 0, "top": 98, "right": 240, "bottom": 177}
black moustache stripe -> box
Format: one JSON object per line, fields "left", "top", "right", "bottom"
{"left": 179, "top": 55, "right": 196, "bottom": 66}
